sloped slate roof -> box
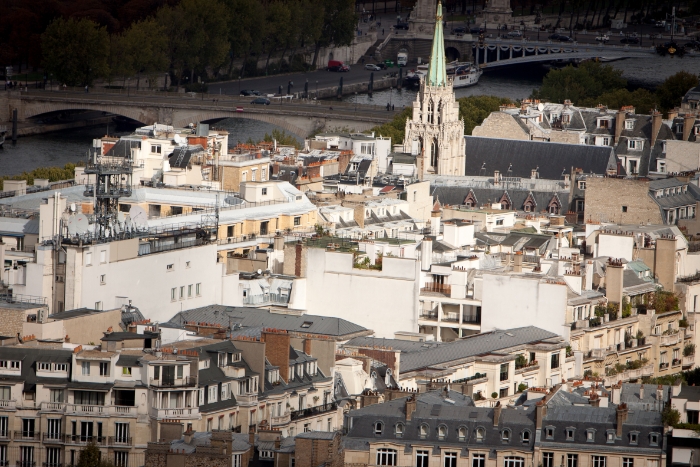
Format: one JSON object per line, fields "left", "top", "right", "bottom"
{"left": 105, "top": 139, "right": 142, "bottom": 158}
{"left": 464, "top": 136, "right": 617, "bottom": 179}
{"left": 431, "top": 186, "right": 570, "bottom": 212}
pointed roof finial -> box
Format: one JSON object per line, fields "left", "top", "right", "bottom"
{"left": 427, "top": 1, "right": 447, "bottom": 87}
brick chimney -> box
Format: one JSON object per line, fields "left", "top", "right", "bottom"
{"left": 616, "top": 403, "right": 628, "bottom": 437}
{"left": 514, "top": 252, "right": 523, "bottom": 273}
{"left": 683, "top": 114, "right": 695, "bottom": 141}
{"left": 261, "top": 330, "right": 291, "bottom": 382}
{"left": 656, "top": 385, "right": 664, "bottom": 406}
{"left": 611, "top": 382, "right": 621, "bottom": 405}
{"left": 615, "top": 109, "right": 626, "bottom": 143}
{"left": 535, "top": 400, "right": 547, "bottom": 429}
{"left": 655, "top": 236, "right": 677, "bottom": 291}
{"left": 405, "top": 395, "right": 417, "bottom": 421}
{"left": 651, "top": 110, "right": 662, "bottom": 148}
{"left": 589, "top": 392, "right": 600, "bottom": 407}
{"left": 605, "top": 259, "right": 624, "bottom": 305}
{"left": 248, "top": 426, "right": 256, "bottom": 446}
{"left": 493, "top": 401, "right": 502, "bottom": 427}
{"left": 639, "top": 384, "right": 644, "bottom": 400}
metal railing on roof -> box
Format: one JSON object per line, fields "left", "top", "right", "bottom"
{"left": 0, "top": 293, "right": 47, "bottom": 306}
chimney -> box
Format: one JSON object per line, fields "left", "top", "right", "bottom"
{"left": 639, "top": 384, "right": 644, "bottom": 400}
{"left": 261, "top": 330, "right": 291, "bottom": 383}
{"left": 514, "top": 252, "right": 523, "bottom": 273}
{"left": 589, "top": 392, "right": 600, "bottom": 407}
{"left": 249, "top": 426, "right": 256, "bottom": 446}
{"left": 493, "top": 401, "right": 502, "bottom": 427}
{"left": 668, "top": 109, "right": 679, "bottom": 121}
{"left": 531, "top": 169, "right": 538, "bottom": 179}
{"left": 494, "top": 170, "right": 500, "bottom": 185}
{"left": 431, "top": 200, "right": 442, "bottom": 236}
{"left": 655, "top": 236, "right": 677, "bottom": 291}
{"left": 683, "top": 114, "right": 695, "bottom": 141}
{"left": 585, "top": 260, "right": 594, "bottom": 290}
{"left": 611, "top": 383, "right": 621, "bottom": 405}
{"left": 651, "top": 110, "right": 662, "bottom": 148}
{"left": 605, "top": 259, "right": 624, "bottom": 305}
{"left": 405, "top": 395, "right": 417, "bottom": 421}
{"left": 421, "top": 238, "right": 433, "bottom": 271}
{"left": 274, "top": 235, "right": 284, "bottom": 251}
{"left": 535, "top": 400, "right": 547, "bottom": 429}
{"left": 656, "top": 385, "right": 664, "bottom": 406}
{"left": 615, "top": 109, "right": 626, "bottom": 143}
{"left": 616, "top": 403, "right": 628, "bottom": 437}
{"left": 184, "top": 427, "right": 195, "bottom": 445}
{"left": 672, "top": 379, "right": 682, "bottom": 397}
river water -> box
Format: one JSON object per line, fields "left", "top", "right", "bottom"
{"left": 2, "top": 55, "right": 699, "bottom": 177}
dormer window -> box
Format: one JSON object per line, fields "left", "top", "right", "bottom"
{"left": 628, "top": 139, "right": 643, "bottom": 150}
{"left": 606, "top": 430, "right": 615, "bottom": 443}
{"left": 566, "top": 428, "right": 575, "bottom": 440}
{"left": 625, "top": 120, "right": 634, "bottom": 130}
{"left": 438, "top": 425, "right": 447, "bottom": 440}
{"left": 545, "top": 427, "right": 554, "bottom": 439}
{"left": 597, "top": 118, "right": 611, "bottom": 129}
{"left": 586, "top": 429, "right": 595, "bottom": 442}
{"left": 419, "top": 424, "right": 429, "bottom": 440}
{"left": 476, "top": 427, "right": 485, "bottom": 442}
{"left": 395, "top": 423, "right": 404, "bottom": 438}
{"left": 458, "top": 426, "right": 467, "bottom": 442}
{"left": 501, "top": 429, "right": 511, "bottom": 442}
{"left": 629, "top": 432, "right": 638, "bottom": 445}
{"left": 521, "top": 430, "right": 531, "bottom": 444}
{"left": 650, "top": 433, "right": 659, "bottom": 446}
{"left": 374, "top": 421, "right": 383, "bottom": 435}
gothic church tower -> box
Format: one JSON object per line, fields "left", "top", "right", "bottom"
{"left": 403, "top": 1, "right": 466, "bottom": 179}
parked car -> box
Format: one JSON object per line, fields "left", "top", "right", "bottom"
{"left": 240, "top": 90, "right": 260, "bottom": 96}
{"left": 620, "top": 37, "right": 640, "bottom": 44}
{"left": 451, "top": 26, "right": 467, "bottom": 34}
{"left": 655, "top": 21, "right": 666, "bottom": 28}
{"left": 595, "top": 34, "right": 609, "bottom": 42}
{"left": 558, "top": 35, "right": 574, "bottom": 42}
{"left": 684, "top": 40, "right": 700, "bottom": 50}
{"left": 365, "top": 63, "right": 381, "bottom": 71}
{"left": 470, "top": 26, "right": 485, "bottom": 34}
{"left": 506, "top": 30, "right": 522, "bottom": 38}
{"left": 395, "top": 22, "right": 409, "bottom": 30}
{"left": 251, "top": 97, "right": 270, "bottom": 105}
{"left": 548, "top": 33, "right": 562, "bottom": 40}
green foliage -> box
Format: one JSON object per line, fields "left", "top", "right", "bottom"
{"left": 458, "top": 95, "right": 514, "bottom": 135}
{"left": 621, "top": 297, "right": 632, "bottom": 318}
{"left": 684, "top": 343, "right": 696, "bottom": 357}
{"left": 661, "top": 406, "right": 681, "bottom": 427}
{"left": 369, "top": 108, "right": 412, "bottom": 145}
{"left": 656, "top": 71, "right": 700, "bottom": 113}
{"left": 581, "top": 88, "right": 658, "bottom": 115}
{"left": 533, "top": 62, "right": 626, "bottom": 104}
{"left": 517, "top": 383, "right": 527, "bottom": 393}
{"left": 0, "top": 164, "right": 77, "bottom": 191}
{"left": 116, "top": 18, "right": 169, "bottom": 86}
{"left": 515, "top": 354, "right": 528, "bottom": 369}
{"left": 77, "top": 442, "right": 114, "bottom": 467}
{"left": 263, "top": 129, "right": 301, "bottom": 149}
{"left": 42, "top": 18, "right": 110, "bottom": 86}
{"left": 491, "top": 392, "right": 499, "bottom": 399}
{"left": 652, "top": 291, "right": 680, "bottom": 314}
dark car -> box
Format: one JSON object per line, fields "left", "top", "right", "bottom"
{"left": 548, "top": 33, "right": 562, "bottom": 40}
{"left": 620, "top": 37, "right": 640, "bottom": 44}
{"left": 395, "top": 22, "right": 409, "bottom": 30}
{"left": 451, "top": 26, "right": 467, "bottom": 34}
{"left": 684, "top": 40, "right": 700, "bottom": 50}
{"left": 251, "top": 97, "right": 270, "bottom": 105}
{"left": 558, "top": 35, "right": 574, "bottom": 42}
{"left": 470, "top": 26, "right": 485, "bottom": 34}
{"left": 240, "top": 90, "right": 260, "bottom": 96}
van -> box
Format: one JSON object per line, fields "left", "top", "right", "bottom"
{"left": 397, "top": 53, "right": 408, "bottom": 66}
{"left": 327, "top": 60, "right": 344, "bottom": 71}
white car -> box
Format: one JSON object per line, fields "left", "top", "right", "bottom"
{"left": 595, "top": 34, "right": 609, "bottom": 42}
{"left": 364, "top": 64, "right": 381, "bottom": 71}
{"left": 506, "top": 30, "right": 522, "bottom": 38}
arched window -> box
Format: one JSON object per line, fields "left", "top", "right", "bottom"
{"left": 438, "top": 424, "right": 447, "bottom": 440}
{"left": 374, "top": 421, "right": 383, "bottom": 435}
{"left": 419, "top": 423, "right": 429, "bottom": 439}
{"left": 430, "top": 139, "right": 439, "bottom": 169}
{"left": 458, "top": 426, "right": 467, "bottom": 442}
{"left": 395, "top": 423, "right": 404, "bottom": 438}
{"left": 427, "top": 101, "right": 434, "bottom": 124}
{"left": 437, "top": 101, "right": 443, "bottom": 125}
{"left": 501, "top": 429, "right": 511, "bottom": 442}
{"left": 521, "top": 430, "right": 531, "bottom": 444}
{"left": 476, "top": 427, "right": 485, "bottom": 442}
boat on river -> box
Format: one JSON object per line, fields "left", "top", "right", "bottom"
{"left": 404, "top": 61, "right": 482, "bottom": 88}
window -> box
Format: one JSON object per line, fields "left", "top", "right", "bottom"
{"left": 499, "top": 387, "right": 509, "bottom": 398}
{"left": 233, "top": 454, "right": 242, "bottom": 467}
{"left": 567, "top": 454, "right": 578, "bottom": 467}
{"left": 458, "top": 426, "right": 467, "bottom": 441}
{"left": 628, "top": 140, "right": 643, "bottom": 150}
{"left": 86, "top": 252, "right": 92, "bottom": 266}
{"left": 81, "top": 362, "right": 90, "bottom": 376}
{"left": 606, "top": 431, "right": 615, "bottom": 443}
{"left": 622, "top": 206, "right": 628, "bottom": 213}
{"left": 122, "top": 367, "right": 132, "bottom": 376}
{"left": 21, "top": 418, "right": 35, "bottom": 438}
{"left": 186, "top": 261, "right": 191, "bottom": 268}
{"left": 395, "top": 423, "right": 404, "bottom": 438}
{"left": 188, "top": 285, "right": 193, "bottom": 298}
{"left": 262, "top": 187, "right": 268, "bottom": 196}
{"left": 251, "top": 169, "right": 257, "bottom": 182}
{"left": 180, "top": 286, "right": 185, "bottom": 299}
{"left": 261, "top": 169, "right": 266, "bottom": 181}
{"left": 241, "top": 172, "right": 247, "bottom": 182}
{"left": 578, "top": 181, "right": 586, "bottom": 190}
{"left": 504, "top": 457, "right": 524, "bottom": 467}
{"left": 0, "top": 417, "right": 7, "bottom": 437}
{"left": 586, "top": 429, "right": 595, "bottom": 442}
{"left": 420, "top": 424, "right": 429, "bottom": 439}
{"left": 629, "top": 432, "right": 638, "bottom": 444}
{"left": 151, "top": 145, "right": 161, "bottom": 154}
{"left": 473, "top": 454, "right": 485, "bottom": 467}
{"left": 55, "top": 363, "right": 67, "bottom": 372}
{"left": 294, "top": 216, "right": 301, "bottom": 226}
{"left": 373, "top": 421, "right": 383, "bottom": 435}
{"left": 650, "top": 433, "right": 659, "bottom": 445}
{"left": 114, "top": 452, "right": 128, "bottom": 467}
{"left": 625, "top": 120, "right": 634, "bottom": 130}
{"left": 99, "top": 362, "right": 109, "bottom": 376}
{"left": 196, "top": 283, "right": 201, "bottom": 296}
{"left": 100, "top": 250, "right": 106, "bottom": 263}
{"left": 94, "top": 301, "right": 102, "bottom": 311}
{"left": 47, "top": 419, "right": 61, "bottom": 439}
{"left": 417, "top": 450, "right": 430, "bottom": 467}
{"left": 521, "top": 430, "right": 530, "bottom": 444}
{"left": 623, "top": 459, "right": 633, "bottom": 467}
{"left": 476, "top": 427, "right": 485, "bottom": 442}
{"left": 171, "top": 288, "right": 176, "bottom": 301}
{"left": 496, "top": 219, "right": 504, "bottom": 226}
{"left": 167, "top": 264, "right": 174, "bottom": 271}
{"left": 376, "top": 449, "right": 397, "bottom": 466}
{"left": 592, "top": 456, "right": 606, "bottom": 467}
{"left": 500, "top": 363, "right": 509, "bottom": 381}
{"left": 438, "top": 425, "right": 447, "bottom": 440}
{"left": 38, "top": 362, "right": 51, "bottom": 371}
{"left": 49, "top": 389, "right": 63, "bottom": 403}
{"left": 444, "top": 452, "right": 458, "bottom": 467}
{"left": 551, "top": 353, "right": 560, "bottom": 369}
{"left": 566, "top": 428, "right": 575, "bottom": 440}
{"left": 208, "top": 385, "right": 217, "bottom": 403}
{"left": 501, "top": 429, "right": 511, "bottom": 442}
{"left": 602, "top": 137, "right": 610, "bottom": 145}
{"left": 543, "top": 453, "right": 554, "bottom": 467}
{"left": 114, "top": 423, "right": 129, "bottom": 444}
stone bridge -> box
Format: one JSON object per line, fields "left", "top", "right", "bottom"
{"left": 9, "top": 91, "right": 398, "bottom": 138}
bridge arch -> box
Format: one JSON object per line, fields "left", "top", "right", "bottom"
{"left": 445, "top": 47, "right": 461, "bottom": 61}
{"left": 170, "top": 111, "right": 310, "bottom": 139}
{"left": 21, "top": 101, "right": 148, "bottom": 125}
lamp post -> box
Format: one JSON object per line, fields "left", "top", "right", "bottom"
{"left": 238, "top": 76, "right": 241, "bottom": 95}
{"left": 389, "top": 86, "right": 393, "bottom": 108}
{"left": 127, "top": 77, "right": 130, "bottom": 97}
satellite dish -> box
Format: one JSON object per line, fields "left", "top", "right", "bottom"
{"left": 70, "top": 203, "right": 76, "bottom": 212}
{"left": 224, "top": 196, "right": 243, "bottom": 206}
{"left": 537, "top": 103, "right": 544, "bottom": 111}
{"left": 74, "top": 215, "right": 89, "bottom": 235}
{"left": 174, "top": 134, "right": 182, "bottom": 145}
{"left": 257, "top": 269, "right": 262, "bottom": 275}
{"left": 129, "top": 206, "right": 148, "bottom": 230}
{"left": 66, "top": 215, "right": 78, "bottom": 235}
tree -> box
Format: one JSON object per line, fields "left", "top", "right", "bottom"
{"left": 120, "top": 18, "right": 168, "bottom": 89}
{"left": 77, "top": 442, "right": 114, "bottom": 467}
{"left": 656, "top": 71, "right": 700, "bottom": 114}
{"left": 263, "top": 129, "right": 301, "bottom": 149}
{"left": 222, "top": 0, "right": 264, "bottom": 76}
{"left": 42, "top": 17, "right": 110, "bottom": 86}
{"left": 312, "top": 0, "right": 357, "bottom": 67}
{"left": 580, "top": 88, "right": 658, "bottom": 114}
{"left": 661, "top": 405, "right": 680, "bottom": 427}
{"left": 533, "top": 61, "right": 627, "bottom": 104}
{"left": 458, "top": 95, "right": 514, "bottom": 135}
{"left": 369, "top": 108, "right": 413, "bottom": 145}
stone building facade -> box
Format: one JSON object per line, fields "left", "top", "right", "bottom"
{"left": 584, "top": 178, "right": 663, "bottom": 224}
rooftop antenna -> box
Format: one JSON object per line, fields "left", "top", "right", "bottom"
{"left": 479, "top": 162, "right": 486, "bottom": 177}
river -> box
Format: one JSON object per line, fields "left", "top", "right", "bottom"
{"left": 2, "top": 55, "right": 699, "bottom": 177}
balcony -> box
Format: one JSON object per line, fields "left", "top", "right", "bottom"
{"left": 63, "top": 435, "right": 107, "bottom": 446}
{"left": 107, "top": 436, "right": 132, "bottom": 446}
{"left": 683, "top": 354, "right": 695, "bottom": 368}
{"left": 588, "top": 348, "right": 606, "bottom": 359}
{"left": 40, "top": 402, "right": 65, "bottom": 412}
{"left": 452, "top": 373, "right": 488, "bottom": 384}
{"left": 149, "top": 376, "right": 197, "bottom": 388}
{"left": 442, "top": 313, "right": 460, "bottom": 323}
{"left": 0, "top": 401, "right": 16, "bottom": 411}
{"left": 515, "top": 363, "right": 540, "bottom": 375}
{"left": 149, "top": 407, "right": 199, "bottom": 420}
{"left": 418, "top": 312, "right": 438, "bottom": 321}
{"left": 660, "top": 332, "right": 681, "bottom": 346}
{"left": 270, "top": 413, "right": 291, "bottom": 426}
{"left": 42, "top": 433, "right": 63, "bottom": 444}
{"left": 65, "top": 405, "right": 107, "bottom": 415}
{"left": 110, "top": 406, "right": 137, "bottom": 416}
{"left": 420, "top": 283, "right": 451, "bottom": 296}
{"left": 13, "top": 432, "right": 40, "bottom": 441}
{"left": 16, "top": 463, "right": 35, "bottom": 467}
{"left": 290, "top": 402, "right": 338, "bottom": 421}
{"left": 659, "top": 362, "right": 670, "bottom": 370}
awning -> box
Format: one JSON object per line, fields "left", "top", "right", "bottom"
{"left": 672, "top": 447, "right": 693, "bottom": 465}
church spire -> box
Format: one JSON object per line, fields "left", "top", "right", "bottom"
{"left": 427, "top": 1, "right": 447, "bottom": 87}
